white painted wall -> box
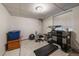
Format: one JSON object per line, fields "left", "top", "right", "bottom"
{"left": 72, "top": 6, "right": 79, "bottom": 42}
{"left": 71, "top": 6, "right": 79, "bottom": 50}
{"left": 0, "top": 4, "right": 10, "bottom": 55}
{"left": 54, "top": 10, "right": 73, "bottom": 30}
{"left": 43, "top": 16, "right": 53, "bottom": 34}
{"left": 8, "top": 16, "right": 42, "bottom": 40}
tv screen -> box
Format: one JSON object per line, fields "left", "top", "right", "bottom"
{"left": 7, "top": 31, "right": 20, "bottom": 41}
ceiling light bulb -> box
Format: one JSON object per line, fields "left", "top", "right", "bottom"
{"left": 33, "top": 3, "right": 50, "bottom": 13}
{"left": 36, "top": 6, "right": 43, "bottom": 12}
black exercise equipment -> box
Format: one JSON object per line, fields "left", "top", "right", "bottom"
{"left": 34, "top": 44, "right": 58, "bottom": 56}
{"left": 29, "top": 34, "right": 35, "bottom": 40}
{"left": 46, "top": 30, "right": 71, "bottom": 52}
{"left": 35, "top": 35, "right": 44, "bottom": 42}
{"left": 34, "top": 27, "right": 71, "bottom": 56}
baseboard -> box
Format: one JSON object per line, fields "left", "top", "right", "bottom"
{"left": 71, "top": 48, "right": 79, "bottom": 53}
{"left": 20, "top": 39, "right": 28, "bottom": 41}
{"left": 2, "top": 50, "right": 6, "bottom": 56}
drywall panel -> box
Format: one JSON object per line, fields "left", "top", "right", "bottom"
{"left": 54, "top": 11, "right": 73, "bottom": 29}
{"left": 8, "top": 16, "right": 42, "bottom": 40}
{"left": 0, "top": 4, "right": 10, "bottom": 55}
{"left": 71, "top": 6, "right": 79, "bottom": 50}
{"left": 43, "top": 16, "right": 53, "bottom": 34}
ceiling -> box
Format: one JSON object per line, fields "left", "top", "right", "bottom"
{"left": 3, "top": 3, "right": 79, "bottom": 19}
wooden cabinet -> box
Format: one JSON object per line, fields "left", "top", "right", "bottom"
{"left": 6, "top": 40, "right": 20, "bottom": 51}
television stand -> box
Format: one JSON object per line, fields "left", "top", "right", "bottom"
{"left": 6, "top": 40, "right": 20, "bottom": 51}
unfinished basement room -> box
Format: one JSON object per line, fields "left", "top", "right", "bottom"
{"left": 0, "top": 3, "right": 79, "bottom": 56}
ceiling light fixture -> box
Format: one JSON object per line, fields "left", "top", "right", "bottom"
{"left": 33, "top": 4, "right": 47, "bottom": 13}
{"left": 35, "top": 6, "right": 43, "bottom": 12}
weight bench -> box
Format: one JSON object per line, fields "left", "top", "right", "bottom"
{"left": 34, "top": 44, "right": 58, "bottom": 56}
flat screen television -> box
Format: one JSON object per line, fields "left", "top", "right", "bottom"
{"left": 7, "top": 31, "right": 20, "bottom": 41}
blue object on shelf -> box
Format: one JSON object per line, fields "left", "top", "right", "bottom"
{"left": 7, "top": 31, "right": 20, "bottom": 41}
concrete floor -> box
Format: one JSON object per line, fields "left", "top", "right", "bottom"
{"left": 4, "top": 40, "right": 69, "bottom": 56}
